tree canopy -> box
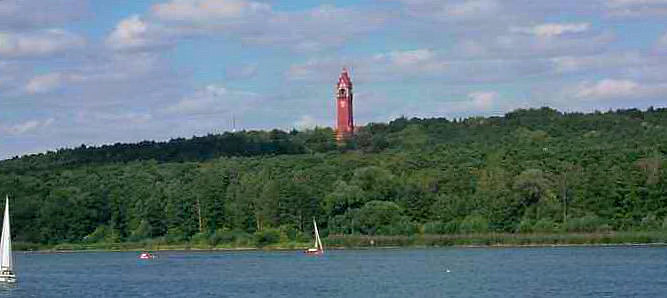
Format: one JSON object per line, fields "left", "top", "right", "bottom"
{"left": 1, "top": 107, "right": 666, "bottom": 246}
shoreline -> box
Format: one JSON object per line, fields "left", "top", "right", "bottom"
{"left": 20, "top": 242, "right": 667, "bottom": 254}
{"left": 17, "top": 231, "right": 667, "bottom": 253}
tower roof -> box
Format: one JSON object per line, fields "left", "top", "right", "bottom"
{"left": 337, "top": 67, "right": 352, "bottom": 88}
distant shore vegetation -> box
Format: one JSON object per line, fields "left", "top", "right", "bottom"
{"left": 2, "top": 107, "right": 666, "bottom": 250}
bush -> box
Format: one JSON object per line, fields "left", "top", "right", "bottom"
{"left": 533, "top": 219, "right": 558, "bottom": 233}
{"left": 596, "top": 224, "right": 612, "bottom": 233}
{"left": 424, "top": 221, "right": 446, "bottom": 234}
{"left": 517, "top": 219, "right": 533, "bottom": 233}
{"left": 357, "top": 201, "right": 403, "bottom": 235}
{"left": 83, "top": 225, "right": 110, "bottom": 243}
{"left": 166, "top": 227, "right": 186, "bottom": 244}
{"left": 255, "top": 229, "right": 281, "bottom": 247}
{"left": 13, "top": 242, "right": 43, "bottom": 251}
{"left": 564, "top": 215, "right": 609, "bottom": 232}
{"left": 459, "top": 214, "right": 489, "bottom": 234}
{"left": 423, "top": 220, "right": 460, "bottom": 234}
{"left": 190, "top": 232, "right": 210, "bottom": 246}
{"left": 279, "top": 225, "right": 307, "bottom": 242}
{"left": 640, "top": 213, "right": 661, "bottom": 230}
{"left": 443, "top": 220, "right": 460, "bottom": 234}
{"left": 210, "top": 229, "right": 254, "bottom": 246}
{"left": 128, "top": 220, "right": 152, "bottom": 242}
{"left": 378, "top": 219, "right": 419, "bottom": 236}
{"left": 210, "top": 229, "right": 232, "bottom": 245}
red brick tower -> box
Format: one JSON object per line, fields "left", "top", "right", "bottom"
{"left": 335, "top": 68, "right": 354, "bottom": 141}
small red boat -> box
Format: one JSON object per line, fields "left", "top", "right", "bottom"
{"left": 139, "top": 252, "right": 155, "bottom": 259}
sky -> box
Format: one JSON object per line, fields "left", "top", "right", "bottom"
{"left": 1, "top": 0, "right": 666, "bottom": 159}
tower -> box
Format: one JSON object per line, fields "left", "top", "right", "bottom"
{"left": 335, "top": 68, "right": 354, "bottom": 141}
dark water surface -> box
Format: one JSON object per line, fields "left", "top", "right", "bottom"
{"left": 1, "top": 246, "right": 666, "bottom": 297}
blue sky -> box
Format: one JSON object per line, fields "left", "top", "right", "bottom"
{"left": 1, "top": 0, "right": 667, "bottom": 159}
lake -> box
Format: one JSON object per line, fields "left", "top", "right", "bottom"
{"left": 1, "top": 246, "right": 666, "bottom": 297}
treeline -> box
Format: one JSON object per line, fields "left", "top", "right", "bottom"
{"left": 0, "top": 129, "right": 335, "bottom": 173}
{"left": 1, "top": 107, "right": 666, "bottom": 247}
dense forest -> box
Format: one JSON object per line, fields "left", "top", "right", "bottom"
{"left": 1, "top": 107, "right": 666, "bottom": 248}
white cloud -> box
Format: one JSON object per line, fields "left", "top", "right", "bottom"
{"left": 25, "top": 73, "right": 84, "bottom": 94}
{"left": 287, "top": 49, "right": 449, "bottom": 83}
{"left": 293, "top": 115, "right": 318, "bottom": 130}
{"left": 287, "top": 49, "right": 551, "bottom": 84}
{"left": 106, "top": 15, "right": 172, "bottom": 51}
{"left": 152, "top": 0, "right": 270, "bottom": 21}
{"left": 551, "top": 51, "right": 645, "bottom": 73}
{"left": 435, "top": 91, "right": 502, "bottom": 115}
{"left": 511, "top": 23, "right": 590, "bottom": 37}
{"left": 387, "top": 1, "right": 615, "bottom": 65}
{"left": 0, "top": 29, "right": 85, "bottom": 57}
{"left": 241, "top": 5, "right": 388, "bottom": 52}
{"left": 0, "top": 0, "right": 88, "bottom": 30}
{"left": 575, "top": 79, "right": 639, "bottom": 99}
{"left": 606, "top": 0, "right": 667, "bottom": 7}
{"left": 372, "top": 49, "right": 447, "bottom": 73}
{"left": 444, "top": 0, "right": 500, "bottom": 17}
{"left": 393, "top": 0, "right": 667, "bottom": 21}
{"left": 225, "top": 63, "right": 258, "bottom": 80}
{"left": 605, "top": 0, "right": 667, "bottom": 16}
{"left": 378, "top": 49, "right": 435, "bottom": 66}
{"left": 658, "top": 32, "right": 667, "bottom": 45}
{"left": 164, "top": 84, "right": 260, "bottom": 115}
{"left": 0, "top": 118, "right": 54, "bottom": 136}
{"left": 390, "top": 1, "right": 615, "bottom": 60}
{"left": 396, "top": 0, "right": 502, "bottom": 21}
{"left": 76, "top": 111, "right": 153, "bottom": 125}
{"left": 608, "top": 0, "right": 667, "bottom": 4}
{"left": 572, "top": 79, "right": 667, "bottom": 100}
{"left": 24, "top": 52, "right": 164, "bottom": 95}
{"left": 25, "top": 73, "right": 63, "bottom": 94}
{"left": 0, "top": 60, "right": 19, "bottom": 89}
{"left": 469, "top": 91, "right": 497, "bottom": 110}
{"left": 453, "top": 32, "right": 615, "bottom": 59}
{"left": 106, "top": 2, "right": 387, "bottom": 52}
{"left": 455, "top": 40, "right": 490, "bottom": 57}
{"left": 654, "top": 32, "right": 667, "bottom": 54}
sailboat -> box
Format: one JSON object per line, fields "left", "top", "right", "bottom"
{"left": 0, "top": 196, "right": 16, "bottom": 283}
{"left": 304, "top": 219, "right": 324, "bottom": 255}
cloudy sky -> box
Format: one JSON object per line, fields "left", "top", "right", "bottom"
{"left": 1, "top": 0, "right": 666, "bottom": 159}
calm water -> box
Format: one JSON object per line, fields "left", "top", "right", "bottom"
{"left": 1, "top": 246, "right": 666, "bottom": 297}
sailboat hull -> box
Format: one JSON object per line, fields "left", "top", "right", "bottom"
{"left": 303, "top": 249, "right": 323, "bottom": 256}
{"left": 0, "top": 273, "right": 16, "bottom": 283}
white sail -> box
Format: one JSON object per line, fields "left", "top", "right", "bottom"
{"left": 313, "top": 219, "right": 323, "bottom": 252}
{"left": 305, "top": 218, "right": 324, "bottom": 255}
{"left": 0, "top": 196, "right": 12, "bottom": 271}
{"left": 312, "top": 219, "right": 318, "bottom": 248}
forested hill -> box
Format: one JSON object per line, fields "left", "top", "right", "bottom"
{"left": 1, "top": 107, "right": 666, "bottom": 247}
{"left": 2, "top": 107, "right": 665, "bottom": 171}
